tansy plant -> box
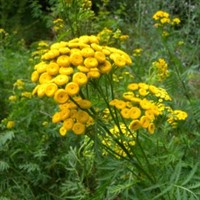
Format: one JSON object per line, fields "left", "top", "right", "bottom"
{"left": 152, "top": 10, "right": 181, "bottom": 37}
{"left": 30, "top": 33, "right": 187, "bottom": 160}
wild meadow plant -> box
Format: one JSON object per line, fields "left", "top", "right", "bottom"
{"left": 1, "top": 0, "right": 200, "bottom": 199}
{"left": 29, "top": 30, "right": 189, "bottom": 199}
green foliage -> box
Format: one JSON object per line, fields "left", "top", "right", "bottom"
{"left": 0, "top": 0, "right": 200, "bottom": 199}
{"left": 0, "top": 0, "right": 55, "bottom": 44}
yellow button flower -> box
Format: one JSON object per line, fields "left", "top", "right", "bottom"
{"left": 39, "top": 72, "right": 52, "bottom": 84}
{"left": 35, "top": 62, "right": 47, "bottom": 73}
{"left": 65, "top": 82, "right": 80, "bottom": 96}
{"left": 81, "top": 47, "right": 95, "bottom": 57}
{"left": 54, "top": 89, "right": 69, "bottom": 103}
{"left": 91, "top": 43, "right": 102, "bottom": 51}
{"left": 128, "top": 83, "right": 138, "bottom": 91}
{"left": 47, "top": 62, "right": 60, "bottom": 75}
{"left": 63, "top": 118, "right": 74, "bottom": 130}
{"left": 87, "top": 70, "right": 100, "bottom": 78}
{"left": 45, "top": 83, "right": 58, "bottom": 97}
{"left": 60, "top": 108, "right": 71, "bottom": 120}
{"left": 75, "top": 110, "right": 89, "bottom": 123}
{"left": 52, "top": 112, "right": 61, "bottom": 123}
{"left": 114, "top": 100, "right": 126, "bottom": 110}
{"left": 57, "top": 55, "right": 70, "bottom": 67}
{"left": 31, "top": 71, "right": 39, "bottom": 82}
{"left": 7, "top": 121, "right": 15, "bottom": 129}
{"left": 148, "top": 123, "right": 155, "bottom": 134}
{"left": 129, "top": 120, "right": 141, "bottom": 131}
{"left": 120, "top": 108, "right": 130, "bottom": 119}
{"left": 59, "top": 67, "right": 74, "bottom": 75}
{"left": 53, "top": 74, "right": 69, "bottom": 86}
{"left": 59, "top": 126, "right": 67, "bottom": 136}
{"left": 84, "top": 57, "right": 98, "bottom": 68}
{"left": 59, "top": 47, "right": 70, "bottom": 54}
{"left": 140, "top": 99, "right": 151, "bottom": 110}
{"left": 72, "top": 72, "right": 88, "bottom": 85}
{"left": 129, "top": 107, "right": 141, "bottom": 119}
{"left": 72, "top": 122, "right": 86, "bottom": 135}
{"left": 69, "top": 52, "right": 83, "bottom": 66}
{"left": 37, "top": 84, "right": 47, "bottom": 97}
{"left": 113, "top": 54, "right": 126, "bottom": 67}
{"left": 77, "top": 65, "right": 90, "bottom": 73}
{"left": 94, "top": 51, "right": 106, "bottom": 63}
{"left": 138, "top": 88, "right": 149, "bottom": 96}
{"left": 77, "top": 99, "right": 92, "bottom": 109}
{"left": 8, "top": 95, "right": 17, "bottom": 102}
{"left": 140, "top": 116, "right": 151, "bottom": 128}
{"left": 99, "top": 60, "right": 112, "bottom": 73}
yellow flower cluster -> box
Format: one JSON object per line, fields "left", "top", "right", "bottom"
{"left": 52, "top": 97, "right": 94, "bottom": 136}
{"left": 31, "top": 41, "right": 49, "bottom": 60}
{"left": 167, "top": 109, "right": 188, "bottom": 127}
{"left": 1, "top": 118, "right": 15, "bottom": 129}
{"left": 152, "top": 58, "right": 169, "bottom": 81}
{"left": 109, "top": 83, "right": 174, "bottom": 134}
{"left": 21, "top": 92, "right": 32, "bottom": 98}
{"left": 82, "top": 0, "right": 92, "bottom": 10}
{"left": 153, "top": 10, "right": 181, "bottom": 27}
{"left": 133, "top": 48, "right": 143, "bottom": 57}
{"left": 102, "top": 123, "right": 136, "bottom": 158}
{"left": 9, "top": 95, "right": 17, "bottom": 102}
{"left": 13, "top": 79, "right": 25, "bottom": 90}
{"left": 0, "top": 28, "right": 8, "bottom": 36}
{"left": 31, "top": 35, "right": 132, "bottom": 136}
{"left": 9, "top": 79, "right": 32, "bottom": 103}
{"left": 97, "top": 28, "right": 129, "bottom": 45}
{"left": 53, "top": 18, "right": 64, "bottom": 32}
{"left": 6, "top": 120, "right": 15, "bottom": 129}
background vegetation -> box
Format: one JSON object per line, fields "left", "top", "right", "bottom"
{"left": 0, "top": 0, "right": 200, "bottom": 199}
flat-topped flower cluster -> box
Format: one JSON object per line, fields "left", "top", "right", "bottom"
{"left": 30, "top": 34, "right": 187, "bottom": 139}
{"left": 31, "top": 35, "right": 131, "bottom": 135}
{"left": 153, "top": 10, "right": 181, "bottom": 26}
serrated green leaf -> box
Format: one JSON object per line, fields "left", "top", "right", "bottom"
{"left": 108, "top": 183, "right": 133, "bottom": 194}
{"left": 153, "top": 185, "right": 173, "bottom": 200}
{"left": 188, "top": 182, "right": 200, "bottom": 190}
{"left": 0, "top": 131, "right": 15, "bottom": 147}
{"left": 0, "top": 160, "right": 9, "bottom": 171}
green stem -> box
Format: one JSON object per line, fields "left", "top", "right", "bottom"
{"left": 90, "top": 78, "right": 156, "bottom": 184}
{"left": 136, "top": 133, "right": 157, "bottom": 183}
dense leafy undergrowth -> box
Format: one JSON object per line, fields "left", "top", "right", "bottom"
{"left": 0, "top": 0, "right": 200, "bottom": 199}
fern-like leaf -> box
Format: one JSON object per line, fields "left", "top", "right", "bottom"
{"left": 0, "top": 131, "right": 14, "bottom": 147}
{"left": 0, "top": 160, "right": 9, "bottom": 171}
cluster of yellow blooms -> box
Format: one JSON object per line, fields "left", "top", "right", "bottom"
{"left": 133, "top": 48, "right": 143, "bottom": 57}
{"left": 6, "top": 120, "right": 15, "bottom": 129}
{"left": 102, "top": 123, "right": 136, "bottom": 158}
{"left": 13, "top": 79, "right": 25, "bottom": 90}
{"left": 52, "top": 97, "right": 94, "bottom": 135}
{"left": 167, "top": 109, "right": 188, "bottom": 127}
{"left": 81, "top": 0, "right": 92, "bottom": 10}
{"left": 97, "top": 28, "right": 129, "bottom": 45}
{"left": 31, "top": 34, "right": 132, "bottom": 136}
{"left": 109, "top": 82, "right": 187, "bottom": 134}
{"left": 152, "top": 58, "right": 169, "bottom": 81}
{"left": 0, "top": 28, "right": 8, "bottom": 37}
{"left": 52, "top": 18, "right": 64, "bottom": 32}
{"left": 31, "top": 41, "right": 49, "bottom": 60}
{"left": 152, "top": 10, "right": 181, "bottom": 26}
{"left": 65, "top": 0, "right": 92, "bottom": 8}
{"left": 9, "top": 79, "right": 32, "bottom": 101}
{"left": 4, "top": 79, "right": 33, "bottom": 129}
